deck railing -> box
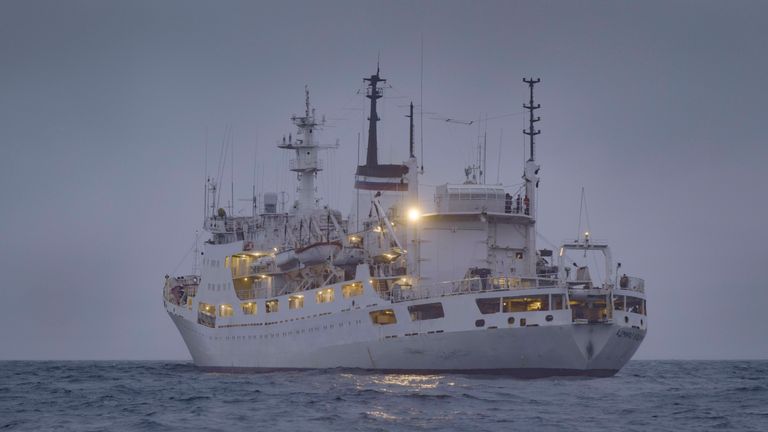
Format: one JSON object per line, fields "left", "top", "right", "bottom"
{"left": 387, "top": 276, "right": 560, "bottom": 303}
{"left": 618, "top": 275, "right": 645, "bottom": 293}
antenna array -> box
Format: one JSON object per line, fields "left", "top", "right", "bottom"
{"left": 522, "top": 78, "right": 541, "bottom": 162}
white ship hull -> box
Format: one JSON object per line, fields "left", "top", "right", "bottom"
{"left": 165, "top": 286, "right": 646, "bottom": 377}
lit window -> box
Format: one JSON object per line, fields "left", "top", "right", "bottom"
{"left": 502, "top": 295, "right": 549, "bottom": 312}
{"left": 342, "top": 282, "right": 363, "bottom": 298}
{"left": 289, "top": 295, "right": 304, "bottom": 310}
{"left": 198, "top": 302, "right": 215, "bottom": 316}
{"left": 241, "top": 302, "right": 257, "bottom": 315}
{"left": 197, "top": 302, "right": 216, "bottom": 328}
{"left": 266, "top": 299, "right": 279, "bottom": 313}
{"left": 316, "top": 288, "right": 335, "bottom": 304}
{"left": 369, "top": 309, "right": 397, "bottom": 325}
{"left": 219, "top": 304, "right": 234, "bottom": 317}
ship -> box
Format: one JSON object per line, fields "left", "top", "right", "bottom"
{"left": 162, "top": 69, "right": 647, "bottom": 377}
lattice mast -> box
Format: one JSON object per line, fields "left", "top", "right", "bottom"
{"left": 278, "top": 86, "right": 329, "bottom": 214}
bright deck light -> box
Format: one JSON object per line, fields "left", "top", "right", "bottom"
{"left": 407, "top": 208, "right": 421, "bottom": 221}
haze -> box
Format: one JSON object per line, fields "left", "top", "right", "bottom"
{"left": 1, "top": 0, "right": 766, "bottom": 360}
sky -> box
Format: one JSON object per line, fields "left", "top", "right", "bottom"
{"left": 1, "top": 0, "right": 767, "bottom": 360}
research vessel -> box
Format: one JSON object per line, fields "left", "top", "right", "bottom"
{"left": 163, "top": 70, "right": 647, "bottom": 376}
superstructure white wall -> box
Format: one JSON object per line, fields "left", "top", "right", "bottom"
{"left": 419, "top": 218, "right": 487, "bottom": 283}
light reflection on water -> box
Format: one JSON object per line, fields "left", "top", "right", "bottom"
{"left": 364, "top": 410, "right": 400, "bottom": 421}
{"left": 343, "top": 372, "right": 455, "bottom": 393}
{"left": 373, "top": 374, "right": 446, "bottom": 390}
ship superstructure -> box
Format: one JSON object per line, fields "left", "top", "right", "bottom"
{"left": 163, "top": 72, "right": 647, "bottom": 376}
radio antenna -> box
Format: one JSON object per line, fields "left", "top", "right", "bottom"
{"left": 523, "top": 78, "right": 541, "bottom": 161}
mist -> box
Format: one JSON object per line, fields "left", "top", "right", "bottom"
{"left": 1, "top": 0, "right": 766, "bottom": 360}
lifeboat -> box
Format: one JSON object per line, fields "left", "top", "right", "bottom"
{"left": 333, "top": 247, "right": 365, "bottom": 266}
{"left": 295, "top": 241, "right": 341, "bottom": 265}
{"left": 274, "top": 249, "right": 299, "bottom": 271}
{"left": 371, "top": 247, "right": 403, "bottom": 264}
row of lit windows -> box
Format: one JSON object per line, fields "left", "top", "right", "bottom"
{"left": 199, "top": 282, "right": 365, "bottom": 317}
{"left": 211, "top": 320, "right": 366, "bottom": 341}
{"left": 476, "top": 294, "right": 565, "bottom": 314}
{"left": 369, "top": 303, "right": 446, "bottom": 325}
{"left": 201, "top": 302, "right": 444, "bottom": 330}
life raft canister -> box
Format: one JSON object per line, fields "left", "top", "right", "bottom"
{"left": 620, "top": 275, "right": 629, "bottom": 288}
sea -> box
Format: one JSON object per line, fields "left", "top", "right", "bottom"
{"left": 1, "top": 361, "right": 766, "bottom": 431}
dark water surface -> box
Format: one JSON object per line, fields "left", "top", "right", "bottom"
{"left": 1, "top": 361, "right": 766, "bottom": 431}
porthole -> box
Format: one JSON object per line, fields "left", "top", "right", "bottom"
{"left": 475, "top": 319, "right": 485, "bottom": 327}
{"left": 545, "top": 315, "right": 553, "bottom": 322}
{"left": 508, "top": 316, "right": 515, "bottom": 325}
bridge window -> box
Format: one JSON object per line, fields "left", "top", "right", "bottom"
{"left": 369, "top": 309, "right": 397, "bottom": 325}
{"left": 613, "top": 295, "right": 624, "bottom": 311}
{"left": 289, "top": 295, "right": 304, "bottom": 310}
{"left": 570, "top": 295, "right": 608, "bottom": 322}
{"left": 342, "top": 282, "right": 364, "bottom": 298}
{"left": 218, "top": 304, "right": 234, "bottom": 317}
{"left": 476, "top": 297, "right": 501, "bottom": 314}
{"left": 626, "top": 296, "right": 645, "bottom": 315}
{"left": 266, "top": 299, "right": 279, "bottom": 313}
{"left": 241, "top": 302, "right": 257, "bottom": 315}
{"left": 503, "top": 295, "right": 549, "bottom": 312}
{"left": 316, "top": 288, "right": 335, "bottom": 304}
{"left": 408, "top": 303, "right": 445, "bottom": 321}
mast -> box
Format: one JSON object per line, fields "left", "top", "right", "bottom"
{"left": 407, "top": 102, "right": 415, "bottom": 158}
{"left": 364, "top": 66, "right": 386, "bottom": 167}
{"left": 523, "top": 78, "right": 541, "bottom": 162}
{"left": 406, "top": 100, "right": 421, "bottom": 279}
{"left": 278, "top": 86, "right": 332, "bottom": 215}
{"left": 522, "top": 77, "right": 541, "bottom": 276}
{"left": 354, "top": 66, "right": 408, "bottom": 194}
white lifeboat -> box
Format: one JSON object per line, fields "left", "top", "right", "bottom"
{"left": 274, "top": 249, "right": 299, "bottom": 271}
{"left": 295, "top": 241, "right": 341, "bottom": 265}
{"left": 371, "top": 247, "right": 403, "bottom": 264}
{"left": 333, "top": 247, "right": 365, "bottom": 266}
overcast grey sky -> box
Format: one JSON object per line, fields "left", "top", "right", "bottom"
{"left": 1, "top": 0, "right": 766, "bottom": 360}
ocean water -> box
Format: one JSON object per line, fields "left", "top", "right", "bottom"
{"left": 1, "top": 361, "right": 766, "bottom": 431}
